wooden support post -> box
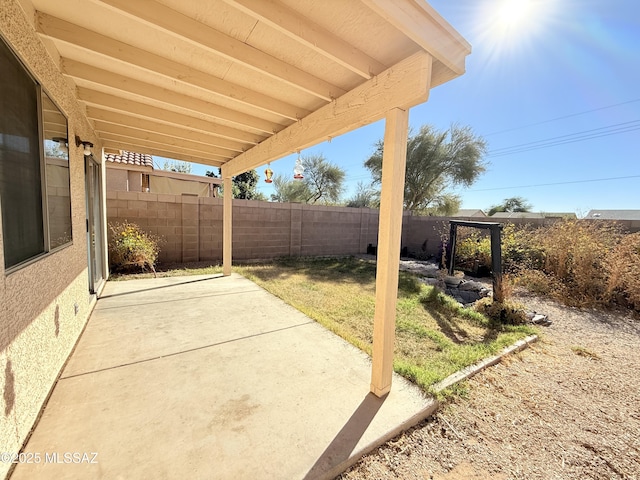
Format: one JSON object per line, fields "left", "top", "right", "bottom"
{"left": 222, "top": 173, "right": 233, "bottom": 276}
{"left": 490, "top": 225, "right": 504, "bottom": 303}
{"left": 370, "top": 108, "right": 409, "bottom": 397}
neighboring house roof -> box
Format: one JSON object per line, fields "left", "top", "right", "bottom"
{"left": 586, "top": 210, "right": 640, "bottom": 221}
{"left": 105, "top": 150, "right": 154, "bottom": 168}
{"left": 451, "top": 209, "right": 486, "bottom": 217}
{"left": 491, "top": 212, "right": 577, "bottom": 219}
{"left": 491, "top": 212, "right": 544, "bottom": 219}
{"left": 538, "top": 212, "right": 577, "bottom": 219}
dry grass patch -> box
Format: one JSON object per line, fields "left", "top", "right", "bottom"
{"left": 239, "top": 257, "right": 536, "bottom": 392}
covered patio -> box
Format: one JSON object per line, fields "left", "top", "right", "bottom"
{"left": 2, "top": 1, "right": 473, "bottom": 477}
{"left": 26, "top": 0, "right": 470, "bottom": 396}
{"left": 12, "top": 274, "right": 436, "bottom": 479}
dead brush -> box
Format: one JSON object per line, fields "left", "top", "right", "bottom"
{"left": 605, "top": 232, "right": 640, "bottom": 311}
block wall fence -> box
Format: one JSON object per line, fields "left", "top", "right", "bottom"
{"left": 106, "top": 191, "right": 640, "bottom": 265}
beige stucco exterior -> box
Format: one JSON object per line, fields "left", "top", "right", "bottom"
{"left": 0, "top": 1, "right": 106, "bottom": 476}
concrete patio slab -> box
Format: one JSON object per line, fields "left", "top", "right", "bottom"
{"left": 11, "top": 274, "right": 436, "bottom": 480}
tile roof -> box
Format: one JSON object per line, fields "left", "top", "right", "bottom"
{"left": 104, "top": 150, "right": 154, "bottom": 168}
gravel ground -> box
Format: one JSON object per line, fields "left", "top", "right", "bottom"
{"left": 339, "top": 293, "right": 640, "bottom": 480}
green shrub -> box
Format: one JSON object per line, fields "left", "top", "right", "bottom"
{"left": 474, "top": 297, "right": 528, "bottom": 325}
{"left": 454, "top": 227, "right": 491, "bottom": 274}
{"left": 453, "top": 223, "right": 543, "bottom": 276}
{"left": 108, "top": 221, "right": 162, "bottom": 275}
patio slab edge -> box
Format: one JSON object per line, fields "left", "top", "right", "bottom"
{"left": 324, "top": 334, "right": 539, "bottom": 480}
{"left": 433, "top": 334, "right": 539, "bottom": 392}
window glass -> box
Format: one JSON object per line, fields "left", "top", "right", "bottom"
{"left": 0, "top": 38, "right": 44, "bottom": 268}
{"left": 0, "top": 37, "right": 73, "bottom": 270}
{"left": 42, "top": 92, "right": 72, "bottom": 249}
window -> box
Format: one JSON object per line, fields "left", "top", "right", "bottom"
{"left": 0, "top": 37, "right": 72, "bottom": 270}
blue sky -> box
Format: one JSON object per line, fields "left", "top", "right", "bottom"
{"left": 158, "top": 0, "right": 640, "bottom": 215}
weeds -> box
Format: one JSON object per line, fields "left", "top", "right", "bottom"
{"left": 571, "top": 346, "right": 601, "bottom": 360}
{"left": 108, "top": 221, "right": 163, "bottom": 275}
{"left": 454, "top": 219, "right": 638, "bottom": 312}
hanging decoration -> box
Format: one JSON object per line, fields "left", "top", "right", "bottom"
{"left": 293, "top": 152, "right": 304, "bottom": 180}
{"left": 264, "top": 164, "right": 273, "bottom": 183}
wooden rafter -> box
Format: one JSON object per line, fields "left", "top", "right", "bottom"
{"left": 361, "top": 0, "right": 471, "bottom": 76}
{"left": 63, "top": 59, "right": 285, "bottom": 134}
{"left": 99, "top": 131, "right": 228, "bottom": 161}
{"left": 224, "top": 51, "right": 432, "bottom": 176}
{"left": 77, "top": 88, "right": 266, "bottom": 145}
{"left": 101, "top": 139, "right": 224, "bottom": 167}
{"left": 96, "top": 0, "right": 346, "bottom": 101}
{"left": 222, "top": 0, "right": 386, "bottom": 79}
{"left": 86, "top": 107, "right": 246, "bottom": 153}
{"left": 36, "top": 12, "right": 307, "bottom": 121}
{"left": 93, "top": 121, "right": 239, "bottom": 157}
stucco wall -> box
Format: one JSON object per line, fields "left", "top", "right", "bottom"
{"left": 1, "top": 1, "right": 103, "bottom": 476}
{"left": 106, "top": 168, "right": 129, "bottom": 192}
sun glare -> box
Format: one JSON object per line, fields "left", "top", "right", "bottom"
{"left": 498, "top": 0, "right": 533, "bottom": 28}
{"left": 474, "top": 0, "right": 560, "bottom": 59}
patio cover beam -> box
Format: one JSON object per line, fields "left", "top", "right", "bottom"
{"left": 222, "top": 0, "right": 386, "bottom": 79}
{"left": 222, "top": 51, "right": 432, "bottom": 177}
{"left": 36, "top": 13, "right": 306, "bottom": 121}
{"left": 96, "top": 0, "right": 345, "bottom": 101}
{"left": 362, "top": 0, "right": 470, "bottom": 77}
{"left": 370, "top": 107, "right": 409, "bottom": 397}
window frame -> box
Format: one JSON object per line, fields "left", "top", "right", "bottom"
{"left": 1, "top": 37, "right": 73, "bottom": 275}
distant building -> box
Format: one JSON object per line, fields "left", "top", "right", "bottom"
{"left": 490, "top": 211, "right": 577, "bottom": 219}
{"left": 586, "top": 210, "right": 640, "bottom": 221}
{"left": 105, "top": 150, "right": 221, "bottom": 197}
{"left": 451, "top": 209, "right": 486, "bottom": 217}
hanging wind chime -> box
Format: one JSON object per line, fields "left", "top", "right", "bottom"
{"left": 293, "top": 152, "right": 304, "bottom": 180}
{"left": 264, "top": 163, "right": 273, "bottom": 183}
{"left": 264, "top": 152, "right": 305, "bottom": 183}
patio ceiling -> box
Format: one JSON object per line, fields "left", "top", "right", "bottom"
{"left": 27, "top": 0, "right": 470, "bottom": 176}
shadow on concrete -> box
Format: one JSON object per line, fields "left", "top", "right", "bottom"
{"left": 98, "top": 274, "right": 225, "bottom": 299}
{"left": 303, "top": 392, "right": 387, "bottom": 480}
{"left": 95, "top": 288, "right": 263, "bottom": 311}
{"left": 61, "top": 320, "right": 315, "bottom": 380}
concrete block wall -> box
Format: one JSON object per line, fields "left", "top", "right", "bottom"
{"left": 106, "top": 194, "right": 383, "bottom": 264}
{"left": 106, "top": 193, "right": 640, "bottom": 267}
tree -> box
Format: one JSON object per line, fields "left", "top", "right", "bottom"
{"left": 364, "top": 124, "right": 487, "bottom": 214}
{"left": 345, "top": 181, "right": 378, "bottom": 208}
{"left": 301, "top": 154, "right": 345, "bottom": 204}
{"left": 162, "top": 160, "right": 191, "bottom": 173}
{"left": 270, "top": 154, "right": 345, "bottom": 204}
{"left": 270, "top": 174, "right": 310, "bottom": 203}
{"left": 206, "top": 169, "right": 266, "bottom": 200}
{"left": 488, "top": 197, "right": 532, "bottom": 216}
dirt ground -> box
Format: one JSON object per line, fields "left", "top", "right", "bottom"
{"left": 339, "top": 293, "right": 640, "bottom": 480}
